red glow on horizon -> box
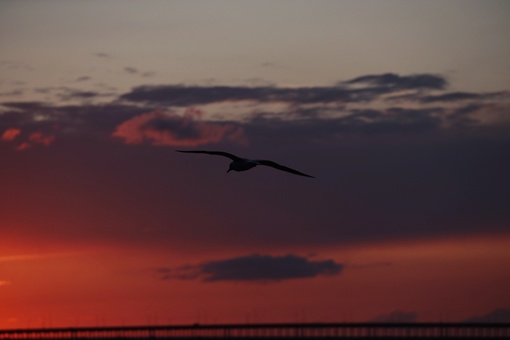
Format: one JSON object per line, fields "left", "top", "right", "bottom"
{"left": 1, "top": 233, "right": 509, "bottom": 329}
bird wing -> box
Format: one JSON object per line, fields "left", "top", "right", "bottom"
{"left": 175, "top": 150, "right": 242, "bottom": 161}
{"left": 255, "top": 160, "right": 315, "bottom": 178}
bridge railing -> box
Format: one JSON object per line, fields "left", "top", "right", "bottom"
{"left": 1, "top": 323, "right": 510, "bottom": 338}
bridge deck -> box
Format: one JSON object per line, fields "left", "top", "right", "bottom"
{"left": 1, "top": 323, "right": 509, "bottom": 339}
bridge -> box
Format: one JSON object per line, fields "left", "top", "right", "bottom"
{"left": 1, "top": 323, "right": 509, "bottom": 339}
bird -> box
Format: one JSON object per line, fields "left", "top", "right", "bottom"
{"left": 175, "top": 150, "right": 315, "bottom": 178}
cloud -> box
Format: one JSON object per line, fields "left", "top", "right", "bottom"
{"left": 115, "top": 73, "right": 510, "bottom": 134}
{"left": 117, "top": 83, "right": 365, "bottom": 106}
{"left": 1, "top": 128, "right": 21, "bottom": 141}
{"left": 0, "top": 101, "right": 147, "bottom": 142}
{"left": 75, "top": 76, "right": 91, "bottom": 82}
{"left": 119, "top": 73, "right": 447, "bottom": 107}
{"left": 338, "top": 107, "right": 443, "bottom": 134}
{"left": 3, "top": 72, "right": 507, "bottom": 140}
{"left": 141, "top": 71, "right": 157, "bottom": 78}
{"left": 0, "top": 89, "right": 24, "bottom": 97}
{"left": 12, "top": 86, "right": 104, "bottom": 102}
{"left": 124, "top": 67, "right": 138, "bottom": 74}
{"left": 112, "top": 109, "right": 247, "bottom": 147}
{"left": 58, "top": 89, "right": 101, "bottom": 101}
{"left": 95, "top": 52, "right": 111, "bottom": 58}
{"left": 16, "top": 132, "right": 55, "bottom": 151}
{"left": 120, "top": 85, "right": 283, "bottom": 106}
{"left": 0, "top": 119, "right": 56, "bottom": 151}
{"left": 370, "top": 310, "right": 419, "bottom": 323}
{"left": 2, "top": 101, "right": 50, "bottom": 111}
{"left": 392, "top": 91, "right": 510, "bottom": 104}
{"left": 123, "top": 67, "right": 156, "bottom": 78}
{"left": 344, "top": 73, "right": 447, "bottom": 90}
{"left": 120, "top": 73, "right": 447, "bottom": 106}
{"left": 157, "top": 254, "right": 343, "bottom": 283}
{"left": 420, "top": 92, "right": 484, "bottom": 103}
{"left": 463, "top": 308, "right": 510, "bottom": 323}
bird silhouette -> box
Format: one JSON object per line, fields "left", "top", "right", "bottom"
{"left": 176, "top": 150, "right": 315, "bottom": 178}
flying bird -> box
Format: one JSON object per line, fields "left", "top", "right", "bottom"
{"left": 176, "top": 150, "right": 315, "bottom": 178}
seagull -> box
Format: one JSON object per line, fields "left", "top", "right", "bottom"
{"left": 176, "top": 150, "right": 315, "bottom": 178}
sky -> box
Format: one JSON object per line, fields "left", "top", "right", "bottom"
{"left": 1, "top": 0, "right": 510, "bottom": 329}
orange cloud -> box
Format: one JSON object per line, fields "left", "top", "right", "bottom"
{"left": 15, "top": 132, "right": 55, "bottom": 151}
{"left": 28, "top": 132, "right": 55, "bottom": 146}
{"left": 1, "top": 128, "right": 21, "bottom": 141}
{"left": 112, "top": 109, "right": 247, "bottom": 147}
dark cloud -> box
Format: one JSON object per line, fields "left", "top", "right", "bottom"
{"left": 421, "top": 92, "right": 482, "bottom": 103}
{"left": 75, "top": 76, "right": 91, "bottom": 82}
{"left": 1, "top": 101, "right": 50, "bottom": 112}
{"left": 119, "top": 74, "right": 448, "bottom": 107}
{"left": 419, "top": 91, "right": 510, "bottom": 103}
{"left": 370, "top": 310, "right": 419, "bottom": 323}
{"left": 0, "top": 60, "right": 33, "bottom": 71}
{"left": 124, "top": 67, "right": 138, "bottom": 74}
{"left": 117, "top": 84, "right": 364, "bottom": 106}
{"left": 3, "top": 82, "right": 499, "bottom": 142}
{"left": 445, "top": 104, "right": 483, "bottom": 127}
{"left": 17, "top": 86, "right": 105, "bottom": 102}
{"left": 95, "top": 52, "right": 111, "bottom": 58}
{"left": 337, "top": 107, "right": 443, "bottom": 134}
{"left": 344, "top": 73, "right": 447, "bottom": 90}
{"left": 0, "top": 101, "right": 145, "bottom": 139}
{"left": 59, "top": 89, "right": 100, "bottom": 101}
{"left": 463, "top": 308, "right": 510, "bottom": 323}
{"left": 141, "top": 71, "right": 157, "bottom": 78}
{"left": 0, "top": 89, "right": 24, "bottom": 97}
{"left": 119, "top": 85, "right": 297, "bottom": 106}
{"left": 157, "top": 254, "right": 343, "bottom": 283}
{"left": 123, "top": 67, "right": 156, "bottom": 78}
{"left": 118, "top": 83, "right": 376, "bottom": 106}
{"left": 389, "top": 90, "right": 510, "bottom": 104}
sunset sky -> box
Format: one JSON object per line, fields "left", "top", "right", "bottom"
{"left": 1, "top": 0, "right": 510, "bottom": 329}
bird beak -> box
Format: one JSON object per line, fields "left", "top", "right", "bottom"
{"left": 226, "top": 169, "right": 231, "bottom": 173}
